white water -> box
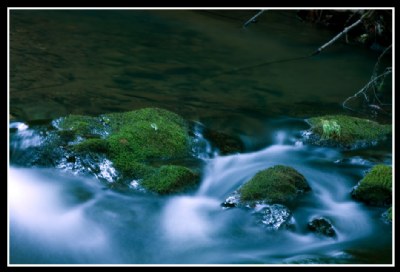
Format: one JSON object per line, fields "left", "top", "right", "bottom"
{"left": 9, "top": 123, "right": 392, "bottom": 264}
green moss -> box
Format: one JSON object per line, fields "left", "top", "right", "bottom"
{"left": 72, "top": 138, "right": 109, "bottom": 153}
{"left": 55, "top": 108, "right": 196, "bottom": 193}
{"left": 57, "top": 129, "right": 77, "bottom": 142}
{"left": 308, "top": 115, "right": 391, "bottom": 145}
{"left": 352, "top": 164, "right": 392, "bottom": 206}
{"left": 113, "top": 160, "right": 155, "bottom": 180}
{"left": 386, "top": 207, "right": 392, "bottom": 222}
{"left": 141, "top": 165, "right": 199, "bottom": 194}
{"left": 240, "top": 165, "right": 310, "bottom": 203}
{"left": 321, "top": 120, "right": 341, "bottom": 140}
{"left": 104, "top": 108, "right": 187, "bottom": 132}
{"left": 57, "top": 114, "right": 105, "bottom": 138}
{"left": 104, "top": 108, "right": 190, "bottom": 176}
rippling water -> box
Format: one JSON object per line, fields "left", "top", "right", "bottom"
{"left": 9, "top": 119, "right": 392, "bottom": 264}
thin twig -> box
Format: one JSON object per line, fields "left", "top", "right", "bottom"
{"left": 312, "top": 11, "right": 370, "bottom": 55}
{"left": 369, "top": 44, "right": 392, "bottom": 104}
{"left": 372, "top": 67, "right": 393, "bottom": 106}
{"left": 371, "top": 44, "right": 392, "bottom": 78}
{"left": 342, "top": 68, "right": 392, "bottom": 111}
{"left": 243, "top": 10, "right": 266, "bottom": 28}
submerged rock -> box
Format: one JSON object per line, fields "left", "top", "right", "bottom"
{"left": 253, "top": 204, "right": 294, "bottom": 230}
{"left": 303, "top": 115, "right": 391, "bottom": 150}
{"left": 307, "top": 217, "right": 336, "bottom": 237}
{"left": 239, "top": 165, "right": 311, "bottom": 204}
{"left": 202, "top": 128, "right": 244, "bottom": 155}
{"left": 351, "top": 164, "right": 392, "bottom": 206}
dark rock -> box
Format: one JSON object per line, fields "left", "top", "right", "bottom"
{"left": 308, "top": 217, "right": 336, "bottom": 237}
{"left": 203, "top": 128, "right": 244, "bottom": 155}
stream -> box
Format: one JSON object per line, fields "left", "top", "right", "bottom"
{"left": 9, "top": 10, "right": 393, "bottom": 265}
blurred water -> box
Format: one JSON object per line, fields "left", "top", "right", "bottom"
{"left": 9, "top": 119, "right": 392, "bottom": 264}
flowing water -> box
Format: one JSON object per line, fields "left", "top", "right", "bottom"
{"left": 9, "top": 10, "right": 393, "bottom": 265}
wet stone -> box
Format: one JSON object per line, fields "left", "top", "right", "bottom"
{"left": 307, "top": 217, "right": 336, "bottom": 237}
{"left": 221, "top": 191, "right": 241, "bottom": 209}
{"left": 253, "top": 204, "right": 294, "bottom": 230}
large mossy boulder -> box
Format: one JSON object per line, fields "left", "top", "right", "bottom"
{"left": 351, "top": 164, "right": 392, "bottom": 206}
{"left": 305, "top": 115, "right": 392, "bottom": 150}
{"left": 239, "top": 165, "right": 311, "bottom": 204}
{"left": 140, "top": 165, "right": 199, "bottom": 194}
{"left": 103, "top": 108, "right": 191, "bottom": 175}
{"left": 54, "top": 108, "right": 199, "bottom": 194}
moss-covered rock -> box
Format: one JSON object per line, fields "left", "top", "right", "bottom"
{"left": 53, "top": 108, "right": 198, "bottom": 194}
{"left": 141, "top": 165, "right": 199, "bottom": 194}
{"left": 305, "top": 115, "right": 392, "bottom": 150}
{"left": 351, "top": 164, "right": 392, "bottom": 206}
{"left": 104, "top": 108, "right": 190, "bottom": 176}
{"left": 239, "top": 165, "right": 311, "bottom": 204}
{"left": 72, "top": 138, "right": 110, "bottom": 153}
{"left": 55, "top": 114, "right": 105, "bottom": 138}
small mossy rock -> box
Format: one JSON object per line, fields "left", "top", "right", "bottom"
{"left": 351, "top": 164, "right": 392, "bottom": 206}
{"left": 203, "top": 128, "right": 244, "bottom": 155}
{"left": 306, "top": 115, "right": 391, "bottom": 150}
{"left": 239, "top": 165, "right": 311, "bottom": 204}
{"left": 141, "top": 165, "right": 199, "bottom": 194}
{"left": 307, "top": 217, "right": 336, "bottom": 237}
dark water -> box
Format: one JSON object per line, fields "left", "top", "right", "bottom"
{"left": 9, "top": 10, "right": 393, "bottom": 265}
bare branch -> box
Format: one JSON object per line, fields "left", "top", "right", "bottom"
{"left": 342, "top": 68, "right": 392, "bottom": 111}
{"left": 312, "top": 11, "right": 370, "bottom": 55}
{"left": 243, "top": 10, "right": 266, "bottom": 28}
{"left": 371, "top": 44, "right": 392, "bottom": 78}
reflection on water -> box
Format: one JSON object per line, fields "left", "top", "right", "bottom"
{"left": 10, "top": 10, "right": 391, "bottom": 135}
